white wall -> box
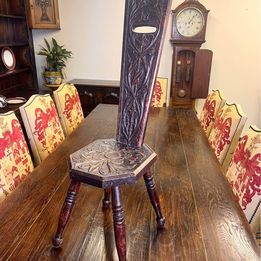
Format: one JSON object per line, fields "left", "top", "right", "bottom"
{"left": 33, "top": 0, "right": 261, "bottom": 127}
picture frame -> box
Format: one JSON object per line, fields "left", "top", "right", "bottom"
{"left": 27, "top": 0, "right": 60, "bottom": 29}
{"left": 151, "top": 77, "right": 168, "bottom": 107}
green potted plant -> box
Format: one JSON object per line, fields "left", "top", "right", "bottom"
{"left": 38, "top": 38, "right": 72, "bottom": 87}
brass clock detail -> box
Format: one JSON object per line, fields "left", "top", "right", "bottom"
{"left": 169, "top": 0, "right": 213, "bottom": 108}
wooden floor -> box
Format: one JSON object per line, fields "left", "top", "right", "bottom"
{"left": 0, "top": 105, "right": 258, "bottom": 261}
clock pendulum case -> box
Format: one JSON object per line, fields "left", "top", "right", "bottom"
{"left": 170, "top": 0, "right": 213, "bottom": 108}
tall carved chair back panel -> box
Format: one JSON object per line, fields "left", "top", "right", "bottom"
{"left": 226, "top": 125, "right": 261, "bottom": 234}
{"left": 117, "top": 0, "right": 171, "bottom": 149}
{"left": 208, "top": 103, "right": 247, "bottom": 172}
{"left": 199, "top": 89, "right": 226, "bottom": 137}
{"left": 0, "top": 111, "right": 34, "bottom": 202}
{"left": 53, "top": 83, "right": 84, "bottom": 136}
{"left": 20, "top": 94, "right": 65, "bottom": 165}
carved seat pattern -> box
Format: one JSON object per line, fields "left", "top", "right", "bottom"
{"left": 70, "top": 139, "right": 156, "bottom": 187}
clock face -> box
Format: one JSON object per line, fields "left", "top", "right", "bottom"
{"left": 176, "top": 7, "right": 204, "bottom": 37}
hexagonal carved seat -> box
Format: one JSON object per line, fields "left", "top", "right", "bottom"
{"left": 52, "top": 1, "right": 171, "bottom": 260}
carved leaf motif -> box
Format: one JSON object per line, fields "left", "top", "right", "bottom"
{"left": 117, "top": 0, "right": 170, "bottom": 148}
{"left": 71, "top": 139, "right": 153, "bottom": 177}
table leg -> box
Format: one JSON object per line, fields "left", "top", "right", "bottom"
{"left": 53, "top": 180, "right": 81, "bottom": 248}
{"left": 111, "top": 186, "right": 126, "bottom": 261}
{"left": 143, "top": 170, "right": 165, "bottom": 228}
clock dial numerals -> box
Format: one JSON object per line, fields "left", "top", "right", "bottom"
{"left": 176, "top": 8, "right": 204, "bottom": 37}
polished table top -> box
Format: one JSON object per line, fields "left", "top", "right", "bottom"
{"left": 0, "top": 104, "right": 259, "bottom": 260}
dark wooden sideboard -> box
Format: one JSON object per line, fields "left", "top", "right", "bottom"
{"left": 70, "top": 79, "right": 120, "bottom": 116}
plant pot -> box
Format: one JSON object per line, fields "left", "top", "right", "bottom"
{"left": 43, "top": 71, "right": 62, "bottom": 86}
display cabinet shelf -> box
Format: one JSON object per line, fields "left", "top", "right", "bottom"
{"left": 0, "top": 42, "right": 28, "bottom": 47}
{"left": 0, "top": 14, "right": 25, "bottom": 19}
{"left": 0, "top": 67, "right": 30, "bottom": 78}
{"left": 0, "top": 0, "right": 38, "bottom": 102}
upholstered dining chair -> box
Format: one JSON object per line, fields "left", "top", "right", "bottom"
{"left": 208, "top": 103, "right": 247, "bottom": 172}
{"left": 52, "top": 0, "right": 172, "bottom": 260}
{"left": 151, "top": 77, "right": 168, "bottom": 107}
{"left": 0, "top": 111, "right": 34, "bottom": 202}
{"left": 226, "top": 125, "right": 260, "bottom": 237}
{"left": 53, "top": 83, "right": 84, "bottom": 136}
{"left": 198, "top": 89, "right": 226, "bottom": 137}
{"left": 19, "top": 94, "right": 65, "bottom": 165}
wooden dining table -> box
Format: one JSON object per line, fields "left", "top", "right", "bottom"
{"left": 0, "top": 104, "right": 259, "bottom": 261}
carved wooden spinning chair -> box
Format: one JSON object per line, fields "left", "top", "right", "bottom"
{"left": 53, "top": 0, "right": 171, "bottom": 260}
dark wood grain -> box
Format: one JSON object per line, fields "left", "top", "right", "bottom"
{"left": 147, "top": 108, "right": 207, "bottom": 260}
{"left": 175, "top": 108, "right": 259, "bottom": 260}
{"left": 0, "top": 104, "right": 259, "bottom": 261}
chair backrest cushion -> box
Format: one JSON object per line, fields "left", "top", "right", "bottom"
{"left": 208, "top": 103, "right": 247, "bottom": 171}
{"left": 53, "top": 83, "right": 84, "bottom": 136}
{"left": 0, "top": 111, "right": 34, "bottom": 202}
{"left": 226, "top": 126, "right": 261, "bottom": 223}
{"left": 20, "top": 94, "right": 65, "bottom": 165}
{"left": 199, "top": 90, "right": 226, "bottom": 137}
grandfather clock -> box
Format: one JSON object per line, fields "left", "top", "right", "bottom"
{"left": 170, "top": 0, "right": 213, "bottom": 108}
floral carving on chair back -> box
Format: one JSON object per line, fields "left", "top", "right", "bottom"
{"left": 226, "top": 126, "right": 261, "bottom": 222}
{"left": 0, "top": 112, "right": 34, "bottom": 202}
{"left": 54, "top": 83, "right": 84, "bottom": 136}
{"left": 116, "top": 0, "right": 171, "bottom": 149}
{"left": 199, "top": 90, "right": 225, "bottom": 137}
{"left": 20, "top": 94, "right": 65, "bottom": 165}
{"left": 208, "top": 104, "right": 247, "bottom": 166}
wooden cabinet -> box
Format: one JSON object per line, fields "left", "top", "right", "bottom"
{"left": 170, "top": 46, "right": 212, "bottom": 108}
{"left": 70, "top": 79, "right": 120, "bottom": 116}
{"left": 0, "top": 0, "right": 38, "bottom": 113}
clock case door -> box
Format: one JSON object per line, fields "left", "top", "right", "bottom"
{"left": 170, "top": 46, "right": 212, "bottom": 107}
{"left": 171, "top": 0, "right": 209, "bottom": 45}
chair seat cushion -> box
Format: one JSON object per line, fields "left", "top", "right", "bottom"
{"left": 70, "top": 139, "right": 156, "bottom": 188}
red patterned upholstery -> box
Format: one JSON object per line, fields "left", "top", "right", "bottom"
{"left": 53, "top": 83, "right": 84, "bottom": 136}
{"left": 19, "top": 94, "right": 65, "bottom": 165}
{"left": 151, "top": 77, "right": 167, "bottom": 107}
{"left": 226, "top": 126, "right": 260, "bottom": 233}
{"left": 208, "top": 103, "right": 247, "bottom": 172}
{"left": 199, "top": 90, "right": 226, "bottom": 137}
{"left": 0, "top": 111, "right": 34, "bottom": 202}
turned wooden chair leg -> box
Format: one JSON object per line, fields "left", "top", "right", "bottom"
{"left": 143, "top": 170, "right": 165, "bottom": 228}
{"left": 111, "top": 186, "right": 126, "bottom": 261}
{"left": 102, "top": 188, "right": 111, "bottom": 209}
{"left": 53, "top": 180, "right": 81, "bottom": 248}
